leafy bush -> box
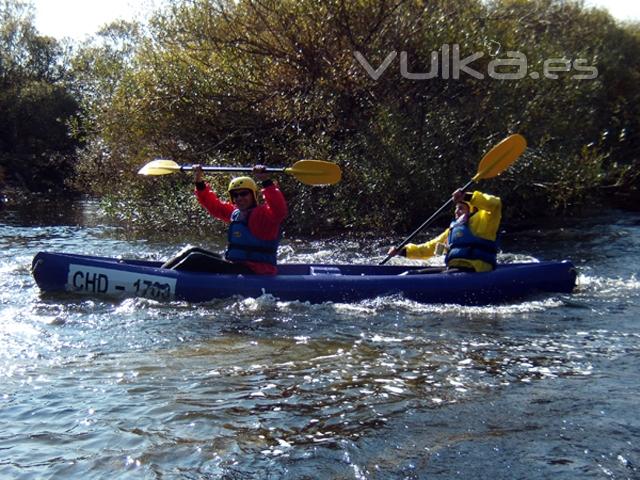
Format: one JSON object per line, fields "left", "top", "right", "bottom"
{"left": 72, "top": 0, "right": 640, "bottom": 233}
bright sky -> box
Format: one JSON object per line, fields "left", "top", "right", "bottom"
{"left": 32, "top": 0, "right": 163, "bottom": 41}
{"left": 586, "top": 0, "right": 640, "bottom": 21}
{"left": 31, "top": 0, "right": 640, "bottom": 41}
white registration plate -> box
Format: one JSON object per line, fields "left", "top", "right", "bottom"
{"left": 68, "top": 264, "right": 176, "bottom": 300}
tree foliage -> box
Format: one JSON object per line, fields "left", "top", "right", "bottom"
{"left": 0, "top": 0, "right": 80, "bottom": 194}
{"left": 70, "top": 0, "right": 640, "bottom": 233}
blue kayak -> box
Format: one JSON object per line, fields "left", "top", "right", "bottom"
{"left": 31, "top": 251, "right": 577, "bottom": 305}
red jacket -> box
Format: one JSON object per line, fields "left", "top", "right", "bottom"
{"left": 195, "top": 182, "right": 288, "bottom": 274}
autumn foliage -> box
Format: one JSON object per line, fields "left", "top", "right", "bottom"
{"left": 3, "top": 0, "right": 639, "bottom": 234}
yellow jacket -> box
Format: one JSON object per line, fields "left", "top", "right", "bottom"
{"left": 405, "top": 191, "right": 502, "bottom": 272}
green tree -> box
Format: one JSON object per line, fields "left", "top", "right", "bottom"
{"left": 74, "top": 0, "right": 640, "bottom": 235}
{"left": 0, "top": 0, "right": 80, "bottom": 194}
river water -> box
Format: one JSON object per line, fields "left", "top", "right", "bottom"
{"left": 1, "top": 200, "right": 639, "bottom": 479}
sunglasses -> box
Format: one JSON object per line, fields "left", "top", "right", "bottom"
{"left": 231, "top": 189, "right": 252, "bottom": 199}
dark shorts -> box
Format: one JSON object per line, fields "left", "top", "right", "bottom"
{"left": 161, "top": 247, "right": 254, "bottom": 274}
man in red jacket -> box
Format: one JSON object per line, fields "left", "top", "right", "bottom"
{"left": 162, "top": 165, "right": 288, "bottom": 274}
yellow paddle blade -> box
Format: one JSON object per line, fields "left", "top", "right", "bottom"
{"left": 137, "top": 158, "right": 341, "bottom": 185}
{"left": 137, "top": 159, "right": 182, "bottom": 176}
{"left": 285, "top": 160, "right": 342, "bottom": 186}
{"left": 473, "top": 134, "right": 527, "bottom": 181}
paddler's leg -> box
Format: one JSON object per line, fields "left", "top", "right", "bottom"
{"left": 166, "top": 248, "right": 253, "bottom": 274}
{"left": 162, "top": 246, "right": 222, "bottom": 269}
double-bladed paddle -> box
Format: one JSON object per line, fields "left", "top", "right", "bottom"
{"left": 379, "top": 133, "right": 527, "bottom": 265}
{"left": 138, "top": 159, "right": 341, "bottom": 186}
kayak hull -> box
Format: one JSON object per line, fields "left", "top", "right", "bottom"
{"left": 31, "top": 251, "right": 577, "bottom": 305}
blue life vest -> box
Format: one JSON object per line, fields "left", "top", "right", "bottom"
{"left": 445, "top": 215, "right": 498, "bottom": 268}
{"left": 225, "top": 209, "right": 279, "bottom": 265}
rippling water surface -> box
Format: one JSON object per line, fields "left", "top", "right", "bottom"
{"left": 1, "top": 200, "right": 639, "bottom": 479}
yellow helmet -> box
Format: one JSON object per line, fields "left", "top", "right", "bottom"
{"left": 227, "top": 176, "right": 258, "bottom": 203}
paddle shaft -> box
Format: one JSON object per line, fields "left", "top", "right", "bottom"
{"left": 179, "top": 165, "right": 287, "bottom": 173}
{"left": 379, "top": 178, "right": 475, "bottom": 265}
